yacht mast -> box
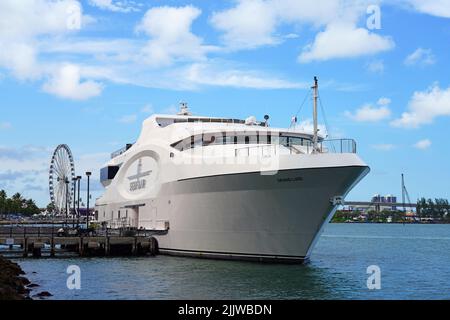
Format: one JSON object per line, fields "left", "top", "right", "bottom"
{"left": 312, "top": 76, "right": 319, "bottom": 153}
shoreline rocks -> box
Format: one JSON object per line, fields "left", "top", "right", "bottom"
{"left": 0, "top": 255, "right": 31, "bottom": 300}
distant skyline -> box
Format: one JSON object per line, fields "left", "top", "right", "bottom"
{"left": 1, "top": 0, "right": 450, "bottom": 206}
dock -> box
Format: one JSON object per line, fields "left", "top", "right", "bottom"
{"left": 0, "top": 226, "right": 158, "bottom": 258}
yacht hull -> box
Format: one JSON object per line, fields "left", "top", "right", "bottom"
{"left": 153, "top": 165, "right": 369, "bottom": 263}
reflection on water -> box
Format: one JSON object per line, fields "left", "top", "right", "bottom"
{"left": 16, "top": 224, "right": 450, "bottom": 300}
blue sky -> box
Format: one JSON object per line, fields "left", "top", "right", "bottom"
{"left": 1, "top": 0, "right": 450, "bottom": 206}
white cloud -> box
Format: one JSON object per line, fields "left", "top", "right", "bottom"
{"left": 0, "top": 0, "right": 82, "bottom": 39}
{"left": 391, "top": 83, "right": 450, "bottom": 128}
{"left": 0, "top": 0, "right": 104, "bottom": 99}
{"left": 345, "top": 98, "right": 392, "bottom": 122}
{"left": 292, "top": 119, "right": 328, "bottom": 136}
{"left": 299, "top": 23, "right": 394, "bottom": 63}
{"left": 135, "top": 6, "right": 214, "bottom": 67}
{"left": 406, "top": 0, "right": 450, "bottom": 18}
{"left": 414, "top": 139, "right": 432, "bottom": 150}
{"left": 42, "top": 64, "right": 103, "bottom": 100}
{"left": 210, "top": 0, "right": 341, "bottom": 50}
{"left": 0, "top": 144, "right": 111, "bottom": 206}
{"left": 88, "top": 0, "right": 141, "bottom": 13}
{"left": 377, "top": 97, "right": 391, "bottom": 106}
{"left": 160, "top": 105, "right": 178, "bottom": 115}
{"left": 0, "top": 122, "right": 12, "bottom": 130}
{"left": 0, "top": 42, "right": 40, "bottom": 80}
{"left": 404, "top": 48, "right": 436, "bottom": 66}
{"left": 284, "top": 33, "right": 299, "bottom": 39}
{"left": 372, "top": 144, "right": 396, "bottom": 151}
{"left": 141, "top": 104, "right": 154, "bottom": 114}
{"left": 367, "top": 60, "right": 385, "bottom": 74}
{"left": 210, "top": 0, "right": 279, "bottom": 49}
{"left": 0, "top": 0, "right": 85, "bottom": 79}
{"left": 118, "top": 114, "right": 137, "bottom": 124}
{"left": 210, "top": 0, "right": 393, "bottom": 62}
{"left": 182, "top": 63, "right": 305, "bottom": 89}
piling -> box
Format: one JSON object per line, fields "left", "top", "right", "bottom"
{"left": 50, "top": 237, "right": 55, "bottom": 257}
{"left": 132, "top": 237, "right": 138, "bottom": 255}
{"left": 23, "top": 238, "right": 28, "bottom": 258}
{"left": 105, "top": 236, "right": 110, "bottom": 256}
{"left": 32, "top": 243, "right": 41, "bottom": 258}
{"left": 79, "top": 237, "right": 84, "bottom": 257}
{"left": 2, "top": 225, "right": 160, "bottom": 258}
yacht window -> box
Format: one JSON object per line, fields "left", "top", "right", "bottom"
{"left": 279, "top": 135, "right": 312, "bottom": 147}
{"left": 203, "top": 133, "right": 220, "bottom": 146}
{"left": 100, "top": 165, "right": 119, "bottom": 183}
{"left": 171, "top": 132, "right": 312, "bottom": 151}
{"left": 279, "top": 136, "right": 289, "bottom": 146}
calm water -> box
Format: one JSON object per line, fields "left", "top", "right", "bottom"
{"left": 15, "top": 224, "right": 450, "bottom": 300}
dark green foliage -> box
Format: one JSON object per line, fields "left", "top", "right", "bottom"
{"left": 0, "top": 189, "right": 41, "bottom": 216}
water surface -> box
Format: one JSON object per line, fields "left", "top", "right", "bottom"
{"left": 16, "top": 224, "right": 450, "bottom": 299}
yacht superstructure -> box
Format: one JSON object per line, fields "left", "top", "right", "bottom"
{"left": 95, "top": 78, "right": 369, "bottom": 262}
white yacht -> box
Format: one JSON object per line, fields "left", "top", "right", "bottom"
{"left": 95, "top": 78, "right": 369, "bottom": 263}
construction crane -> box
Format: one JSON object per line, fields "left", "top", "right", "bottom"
{"left": 401, "top": 173, "right": 412, "bottom": 212}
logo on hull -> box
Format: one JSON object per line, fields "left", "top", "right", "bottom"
{"left": 127, "top": 158, "right": 152, "bottom": 192}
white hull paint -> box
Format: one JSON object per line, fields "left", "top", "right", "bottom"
{"left": 95, "top": 110, "right": 369, "bottom": 263}
{"left": 154, "top": 165, "right": 368, "bottom": 262}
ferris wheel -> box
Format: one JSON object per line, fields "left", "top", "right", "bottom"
{"left": 49, "top": 144, "right": 75, "bottom": 215}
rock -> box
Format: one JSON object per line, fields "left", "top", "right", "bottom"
{"left": 27, "top": 283, "right": 40, "bottom": 288}
{"left": 0, "top": 255, "right": 31, "bottom": 300}
{"left": 34, "top": 291, "right": 53, "bottom": 298}
{"left": 19, "top": 276, "right": 30, "bottom": 286}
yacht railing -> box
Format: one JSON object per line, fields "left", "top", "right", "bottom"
{"left": 319, "top": 139, "right": 357, "bottom": 154}
{"left": 234, "top": 139, "right": 357, "bottom": 156}
{"left": 235, "top": 144, "right": 277, "bottom": 157}
{"left": 111, "top": 143, "right": 134, "bottom": 159}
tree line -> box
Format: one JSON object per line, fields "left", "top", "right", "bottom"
{"left": 417, "top": 198, "right": 450, "bottom": 220}
{"left": 332, "top": 197, "right": 450, "bottom": 223}
{"left": 0, "top": 189, "right": 41, "bottom": 217}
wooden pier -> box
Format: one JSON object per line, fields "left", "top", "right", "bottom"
{"left": 0, "top": 226, "right": 158, "bottom": 258}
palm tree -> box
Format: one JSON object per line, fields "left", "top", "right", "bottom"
{"left": 0, "top": 189, "right": 6, "bottom": 217}
{"left": 11, "top": 192, "right": 24, "bottom": 214}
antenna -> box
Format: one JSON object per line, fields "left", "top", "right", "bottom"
{"left": 312, "top": 76, "right": 319, "bottom": 153}
{"left": 264, "top": 114, "right": 269, "bottom": 127}
{"left": 177, "top": 101, "right": 191, "bottom": 116}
